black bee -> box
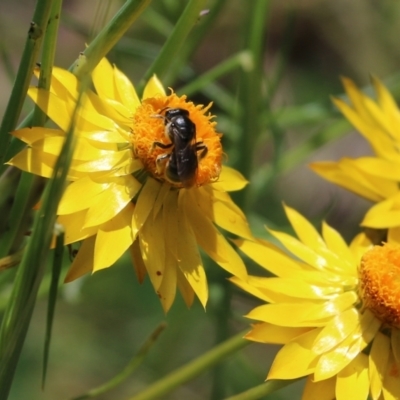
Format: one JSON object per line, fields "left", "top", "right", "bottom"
{"left": 152, "top": 108, "right": 208, "bottom": 188}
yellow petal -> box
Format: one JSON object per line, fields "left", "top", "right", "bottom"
{"left": 268, "top": 229, "right": 332, "bottom": 273}
{"left": 246, "top": 291, "right": 358, "bottom": 327}
{"left": 268, "top": 328, "right": 322, "bottom": 379}
{"left": 138, "top": 206, "right": 165, "bottom": 291}
{"left": 390, "top": 328, "right": 400, "bottom": 369}
{"left": 162, "top": 190, "right": 179, "bottom": 259}
{"left": 322, "top": 221, "right": 356, "bottom": 272}
{"left": 152, "top": 181, "right": 171, "bottom": 220}
{"left": 336, "top": 352, "right": 369, "bottom": 400}
{"left": 211, "top": 166, "right": 248, "bottom": 192}
{"left": 59, "top": 177, "right": 110, "bottom": 215}
{"left": 381, "top": 353, "right": 400, "bottom": 400}
{"left": 230, "top": 276, "right": 279, "bottom": 303}
{"left": 233, "top": 238, "right": 302, "bottom": 277}
{"left": 314, "top": 309, "right": 381, "bottom": 381}
{"left": 133, "top": 177, "right": 161, "bottom": 233}
{"left": 84, "top": 176, "right": 141, "bottom": 228}
{"left": 29, "top": 87, "right": 117, "bottom": 133}
{"left": 12, "top": 127, "right": 62, "bottom": 145}
{"left": 92, "top": 57, "right": 115, "bottom": 100}
{"left": 113, "top": 65, "right": 140, "bottom": 111}
{"left": 129, "top": 239, "right": 147, "bottom": 283}
{"left": 310, "top": 160, "right": 397, "bottom": 203}
{"left": 194, "top": 187, "right": 253, "bottom": 240}
{"left": 302, "top": 375, "right": 336, "bottom": 400}
{"left": 369, "top": 332, "right": 390, "bottom": 400}
{"left": 349, "top": 232, "right": 374, "bottom": 262}
{"left": 373, "top": 77, "right": 400, "bottom": 143}
{"left": 312, "top": 308, "right": 360, "bottom": 354}
{"left": 362, "top": 195, "right": 400, "bottom": 228}
{"left": 183, "top": 192, "right": 247, "bottom": 280}
{"left": 284, "top": 204, "right": 326, "bottom": 251}
{"left": 7, "top": 148, "right": 56, "bottom": 178}
{"left": 176, "top": 208, "right": 208, "bottom": 308}
{"left": 86, "top": 92, "right": 132, "bottom": 127}
{"left": 245, "top": 322, "right": 311, "bottom": 344}
{"left": 51, "top": 66, "right": 79, "bottom": 99}
{"left": 177, "top": 268, "right": 195, "bottom": 308}
{"left": 64, "top": 235, "right": 96, "bottom": 282}
{"left": 157, "top": 248, "right": 178, "bottom": 313}
{"left": 250, "top": 276, "right": 341, "bottom": 301}
{"left": 58, "top": 210, "right": 98, "bottom": 244}
{"left": 28, "top": 88, "right": 71, "bottom": 131}
{"left": 72, "top": 149, "right": 133, "bottom": 173}
{"left": 388, "top": 226, "right": 400, "bottom": 244}
{"left": 93, "top": 203, "right": 134, "bottom": 271}
{"left": 352, "top": 157, "right": 400, "bottom": 181}
{"left": 142, "top": 74, "right": 166, "bottom": 99}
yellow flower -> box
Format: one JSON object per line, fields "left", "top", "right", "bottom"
{"left": 310, "top": 77, "right": 400, "bottom": 241}
{"left": 8, "top": 58, "right": 251, "bottom": 311}
{"left": 231, "top": 205, "right": 400, "bottom": 400}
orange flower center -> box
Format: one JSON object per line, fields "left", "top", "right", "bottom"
{"left": 359, "top": 243, "right": 400, "bottom": 328}
{"left": 131, "top": 92, "right": 222, "bottom": 188}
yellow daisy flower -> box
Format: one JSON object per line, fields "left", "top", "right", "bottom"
{"left": 231, "top": 205, "right": 400, "bottom": 400}
{"left": 8, "top": 58, "right": 251, "bottom": 311}
{"left": 310, "top": 78, "right": 400, "bottom": 241}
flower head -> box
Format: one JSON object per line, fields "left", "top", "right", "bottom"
{"left": 232, "top": 205, "right": 400, "bottom": 400}
{"left": 310, "top": 77, "right": 400, "bottom": 241}
{"left": 8, "top": 58, "right": 251, "bottom": 311}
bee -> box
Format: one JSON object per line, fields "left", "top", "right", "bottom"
{"left": 152, "top": 108, "right": 208, "bottom": 188}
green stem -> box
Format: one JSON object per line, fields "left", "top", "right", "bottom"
{"left": 72, "top": 323, "right": 166, "bottom": 400}
{"left": 224, "top": 379, "right": 301, "bottom": 400}
{"left": 163, "top": 0, "right": 229, "bottom": 86}
{"left": 0, "top": 0, "right": 62, "bottom": 260}
{"left": 137, "top": 0, "right": 208, "bottom": 93}
{"left": 3, "top": 0, "right": 152, "bottom": 165}
{"left": 33, "top": 0, "right": 62, "bottom": 126}
{"left": 0, "top": 77, "right": 85, "bottom": 400}
{"left": 211, "top": 280, "right": 233, "bottom": 400}
{"left": 129, "top": 331, "right": 249, "bottom": 400}
{"left": 233, "top": 0, "right": 271, "bottom": 212}
{"left": 0, "top": 0, "right": 53, "bottom": 166}
{"left": 70, "top": 0, "right": 152, "bottom": 79}
{"left": 177, "top": 51, "right": 252, "bottom": 97}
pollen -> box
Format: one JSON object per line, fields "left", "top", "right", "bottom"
{"left": 359, "top": 243, "right": 400, "bottom": 328}
{"left": 131, "top": 92, "right": 222, "bottom": 188}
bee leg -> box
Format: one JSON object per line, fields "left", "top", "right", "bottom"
{"left": 155, "top": 152, "right": 171, "bottom": 174}
{"left": 195, "top": 142, "right": 208, "bottom": 160}
{"left": 151, "top": 141, "right": 173, "bottom": 152}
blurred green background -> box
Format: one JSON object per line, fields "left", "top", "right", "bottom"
{"left": 1, "top": 0, "right": 400, "bottom": 399}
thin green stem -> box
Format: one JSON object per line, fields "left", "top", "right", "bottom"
{"left": 128, "top": 331, "right": 249, "bottom": 400}
{"left": 3, "top": 0, "right": 152, "bottom": 165}
{"left": 70, "top": 0, "right": 152, "bottom": 79}
{"left": 0, "top": 76, "right": 85, "bottom": 400}
{"left": 224, "top": 379, "right": 301, "bottom": 400}
{"left": 177, "top": 51, "right": 252, "bottom": 97}
{"left": 233, "top": 0, "right": 271, "bottom": 212}
{"left": 163, "top": 0, "right": 229, "bottom": 86}
{"left": 137, "top": 0, "right": 208, "bottom": 93}
{"left": 72, "top": 323, "right": 166, "bottom": 400}
{"left": 33, "top": 0, "right": 62, "bottom": 126}
{"left": 211, "top": 280, "right": 233, "bottom": 400}
{"left": 0, "top": 0, "right": 53, "bottom": 166}
{"left": 0, "top": 0, "right": 62, "bottom": 260}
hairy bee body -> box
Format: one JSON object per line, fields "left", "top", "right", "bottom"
{"left": 153, "top": 108, "right": 207, "bottom": 188}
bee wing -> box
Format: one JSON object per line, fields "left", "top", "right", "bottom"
{"left": 175, "top": 135, "right": 198, "bottom": 188}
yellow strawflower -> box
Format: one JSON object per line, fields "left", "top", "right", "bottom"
{"left": 8, "top": 58, "right": 251, "bottom": 311}
{"left": 232, "top": 205, "right": 400, "bottom": 400}
{"left": 311, "top": 77, "right": 400, "bottom": 242}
